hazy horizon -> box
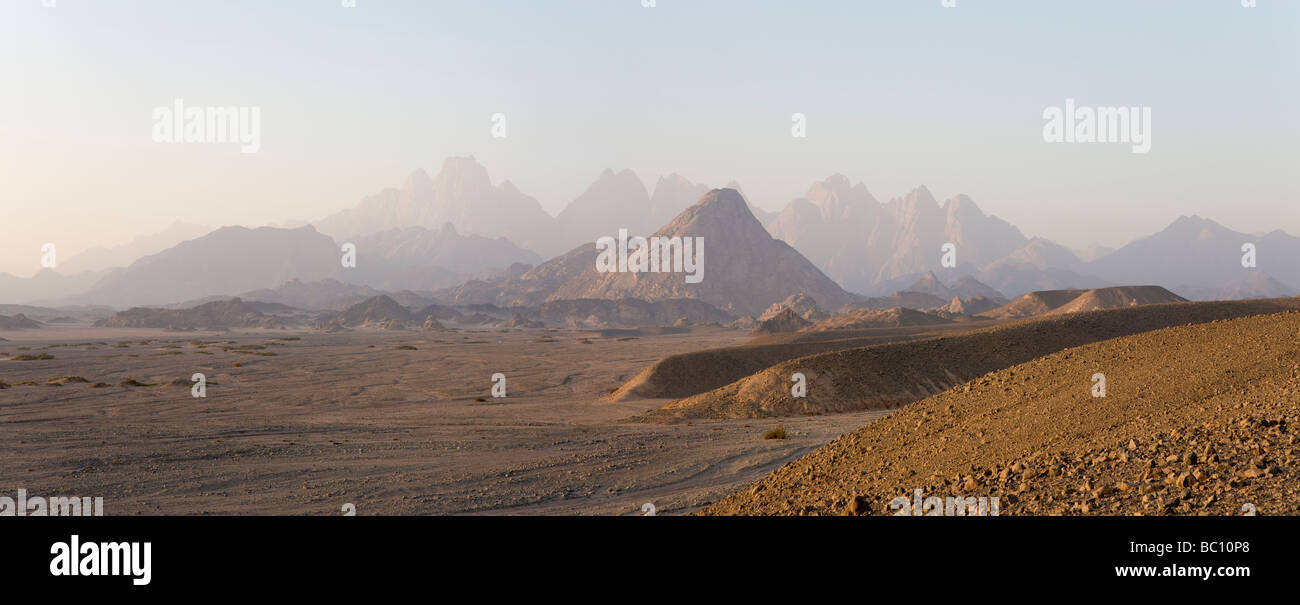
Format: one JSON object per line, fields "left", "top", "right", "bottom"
{"left": 3, "top": 0, "right": 1297, "bottom": 277}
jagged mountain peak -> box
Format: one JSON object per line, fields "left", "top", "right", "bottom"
{"left": 804, "top": 174, "right": 877, "bottom": 217}
{"left": 656, "top": 188, "right": 755, "bottom": 235}
{"left": 403, "top": 167, "right": 434, "bottom": 189}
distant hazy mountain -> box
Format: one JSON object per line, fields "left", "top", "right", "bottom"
{"left": 997, "top": 237, "right": 1087, "bottom": 272}
{"left": 1077, "top": 243, "right": 1115, "bottom": 263}
{"left": 1173, "top": 273, "right": 1297, "bottom": 301}
{"left": 438, "top": 189, "right": 857, "bottom": 317}
{"left": 49, "top": 156, "right": 1299, "bottom": 311}
{"left": 63, "top": 217, "right": 544, "bottom": 308}
{"left": 0, "top": 304, "right": 115, "bottom": 323}
{"left": 347, "top": 223, "right": 541, "bottom": 290}
{"left": 763, "top": 181, "right": 1300, "bottom": 304}
{"left": 930, "top": 193, "right": 1028, "bottom": 278}
{"left": 973, "top": 264, "right": 1110, "bottom": 301}
{"left": 648, "top": 174, "right": 711, "bottom": 234}
{"left": 548, "top": 188, "right": 858, "bottom": 317}
{"left": 554, "top": 170, "right": 728, "bottom": 253}
{"left": 1088, "top": 216, "right": 1300, "bottom": 295}
{"left": 903, "top": 271, "right": 1005, "bottom": 300}
{"left": 972, "top": 238, "right": 1109, "bottom": 299}
{"left": 78, "top": 225, "right": 344, "bottom": 308}
{"left": 0, "top": 268, "right": 107, "bottom": 305}
{"left": 315, "top": 158, "right": 728, "bottom": 261}
{"left": 723, "top": 180, "right": 777, "bottom": 225}
{"left": 96, "top": 298, "right": 298, "bottom": 329}
{"left": 766, "top": 175, "right": 883, "bottom": 293}
{"left": 767, "top": 177, "right": 1028, "bottom": 293}
{"left": 59, "top": 221, "right": 211, "bottom": 274}
{"left": 315, "top": 157, "right": 562, "bottom": 256}
{"left": 236, "top": 279, "right": 387, "bottom": 311}
{"left": 0, "top": 314, "right": 42, "bottom": 330}
{"left": 855, "top": 291, "right": 950, "bottom": 311}
{"left": 556, "top": 169, "right": 654, "bottom": 245}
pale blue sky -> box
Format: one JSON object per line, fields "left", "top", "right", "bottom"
{"left": 1, "top": 0, "right": 1296, "bottom": 276}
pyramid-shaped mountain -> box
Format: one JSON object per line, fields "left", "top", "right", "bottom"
{"left": 545, "top": 189, "right": 857, "bottom": 316}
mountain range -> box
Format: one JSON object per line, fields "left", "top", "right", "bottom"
{"left": 314, "top": 158, "right": 561, "bottom": 256}
{"left": 59, "top": 221, "right": 212, "bottom": 275}
{"left": 3, "top": 157, "right": 1295, "bottom": 312}
{"left": 437, "top": 189, "right": 857, "bottom": 317}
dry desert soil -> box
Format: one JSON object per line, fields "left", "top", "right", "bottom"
{"left": 0, "top": 324, "right": 885, "bottom": 515}
{"left": 5, "top": 298, "right": 1299, "bottom": 516}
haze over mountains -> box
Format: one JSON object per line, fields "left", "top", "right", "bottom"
{"left": 315, "top": 157, "right": 768, "bottom": 261}
{"left": 59, "top": 221, "right": 213, "bottom": 275}
{"left": 3, "top": 156, "right": 1295, "bottom": 314}
{"left": 439, "top": 189, "right": 856, "bottom": 317}
{"left": 314, "top": 158, "right": 562, "bottom": 256}
{"left": 55, "top": 222, "right": 540, "bottom": 308}
{"left": 547, "top": 189, "right": 857, "bottom": 317}
{"left": 767, "top": 178, "right": 1031, "bottom": 294}
{"left": 1089, "top": 215, "right": 1300, "bottom": 299}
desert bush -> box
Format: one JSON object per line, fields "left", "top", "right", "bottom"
{"left": 763, "top": 424, "right": 787, "bottom": 440}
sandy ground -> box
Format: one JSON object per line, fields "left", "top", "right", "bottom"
{"left": 0, "top": 324, "right": 887, "bottom": 516}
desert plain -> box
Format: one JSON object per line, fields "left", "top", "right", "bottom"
{"left": 0, "top": 323, "right": 890, "bottom": 515}
{"left": 5, "top": 295, "right": 1300, "bottom": 517}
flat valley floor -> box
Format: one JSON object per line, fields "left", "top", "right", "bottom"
{"left": 0, "top": 325, "right": 888, "bottom": 516}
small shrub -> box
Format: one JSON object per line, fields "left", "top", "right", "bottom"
{"left": 46, "top": 376, "right": 90, "bottom": 384}
{"left": 10, "top": 353, "right": 54, "bottom": 361}
{"left": 763, "top": 424, "right": 788, "bottom": 440}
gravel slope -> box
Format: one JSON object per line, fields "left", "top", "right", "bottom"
{"left": 702, "top": 311, "right": 1300, "bottom": 516}
{"left": 654, "top": 298, "right": 1300, "bottom": 420}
